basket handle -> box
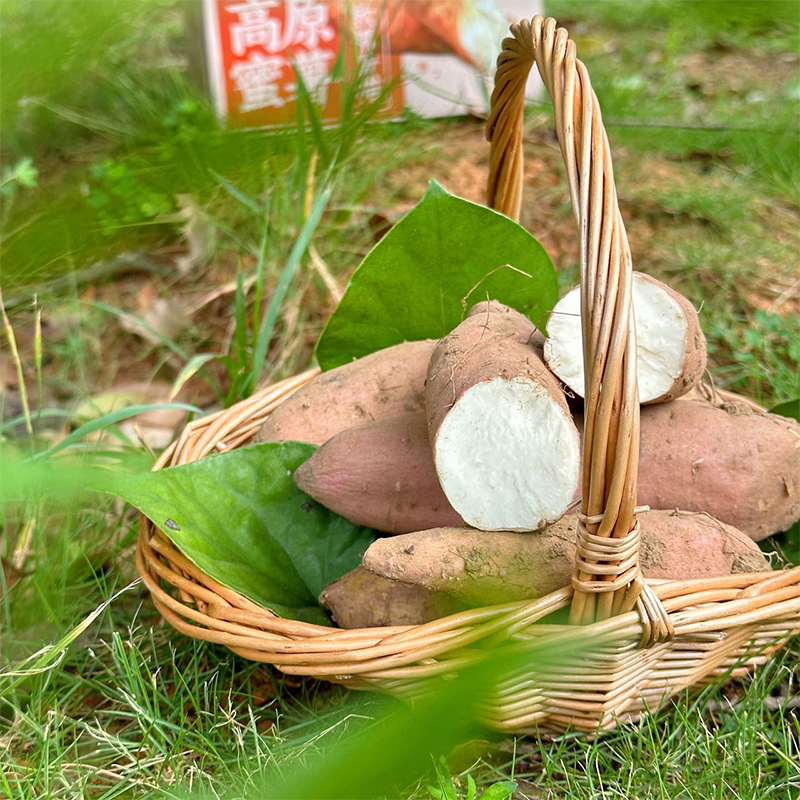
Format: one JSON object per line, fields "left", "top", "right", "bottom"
{"left": 486, "top": 16, "right": 672, "bottom": 644}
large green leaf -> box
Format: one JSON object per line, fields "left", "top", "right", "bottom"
{"left": 770, "top": 397, "right": 800, "bottom": 421}
{"left": 114, "top": 442, "right": 374, "bottom": 624}
{"left": 315, "top": 181, "right": 558, "bottom": 370}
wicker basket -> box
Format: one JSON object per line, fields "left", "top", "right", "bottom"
{"left": 137, "top": 15, "right": 800, "bottom": 735}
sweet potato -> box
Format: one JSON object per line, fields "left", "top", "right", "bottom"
{"left": 319, "top": 566, "right": 461, "bottom": 628}
{"left": 425, "top": 300, "right": 580, "bottom": 532}
{"left": 294, "top": 413, "right": 464, "bottom": 533}
{"left": 544, "top": 273, "right": 707, "bottom": 404}
{"left": 363, "top": 510, "right": 770, "bottom": 604}
{"left": 635, "top": 393, "right": 800, "bottom": 541}
{"left": 254, "top": 340, "right": 435, "bottom": 445}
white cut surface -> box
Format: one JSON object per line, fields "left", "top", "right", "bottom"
{"left": 434, "top": 377, "right": 580, "bottom": 532}
{"left": 543, "top": 275, "right": 688, "bottom": 401}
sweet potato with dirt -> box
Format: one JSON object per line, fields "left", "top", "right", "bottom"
{"left": 425, "top": 300, "right": 580, "bottom": 532}
{"left": 254, "top": 340, "right": 435, "bottom": 445}
{"left": 544, "top": 273, "right": 707, "bottom": 404}
{"left": 320, "top": 566, "right": 461, "bottom": 628}
{"left": 294, "top": 413, "right": 464, "bottom": 534}
{"left": 635, "top": 393, "right": 800, "bottom": 541}
{"left": 363, "top": 510, "right": 770, "bottom": 604}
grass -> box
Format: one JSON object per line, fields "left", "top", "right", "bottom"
{"left": 1, "top": 0, "right": 799, "bottom": 798}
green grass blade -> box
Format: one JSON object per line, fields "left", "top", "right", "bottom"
{"left": 233, "top": 264, "right": 249, "bottom": 360}
{"left": 248, "top": 179, "right": 333, "bottom": 392}
{"left": 33, "top": 299, "right": 43, "bottom": 414}
{"left": 0, "top": 289, "right": 33, "bottom": 436}
{"left": 31, "top": 402, "right": 204, "bottom": 460}
{"left": 91, "top": 300, "right": 225, "bottom": 401}
{"left": 169, "top": 353, "right": 218, "bottom": 400}
{"left": 293, "top": 63, "right": 330, "bottom": 166}
{"left": 90, "top": 300, "right": 192, "bottom": 360}
{"left": 0, "top": 579, "right": 141, "bottom": 701}
{"left": 183, "top": 633, "right": 592, "bottom": 800}
{"left": 0, "top": 408, "right": 73, "bottom": 433}
{"left": 250, "top": 208, "right": 271, "bottom": 355}
{"left": 209, "top": 169, "right": 262, "bottom": 216}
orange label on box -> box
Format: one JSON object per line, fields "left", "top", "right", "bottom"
{"left": 206, "top": 0, "right": 404, "bottom": 126}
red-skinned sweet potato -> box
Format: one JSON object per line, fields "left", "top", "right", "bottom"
{"left": 320, "top": 566, "right": 461, "bottom": 628}
{"left": 635, "top": 393, "right": 800, "bottom": 540}
{"left": 254, "top": 340, "right": 435, "bottom": 445}
{"left": 363, "top": 510, "right": 770, "bottom": 604}
{"left": 294, "top": 413, "right": 464, "bottom": 533}
{"left": 295, "top": 388, "right": 799, "bottom": 542}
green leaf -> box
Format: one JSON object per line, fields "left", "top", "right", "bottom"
{"left": 769, "top": 397, "right": 800, "bottom": 421}
{"left": 479, "top": 781, "right": 517, "bottom": 800}
{"left": 111, "top": 442, "right": 374, "bottom": 624}
{"left": 315, "top": 181, "right": 558, "bottom": 370}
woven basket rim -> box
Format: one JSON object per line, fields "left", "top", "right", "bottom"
{"left": 135, "top": 364, "right": 800, "bottom": 673}
{"left": 138, "top": 505, "right": 800, "bottom": 669}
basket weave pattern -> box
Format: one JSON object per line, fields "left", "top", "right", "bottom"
{"left": 137, "top": 16, "right": 800, "bottom": 734}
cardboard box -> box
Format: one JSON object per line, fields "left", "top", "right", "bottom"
{"left": 201, "top": 0, "right": 543, "bottom": 126}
